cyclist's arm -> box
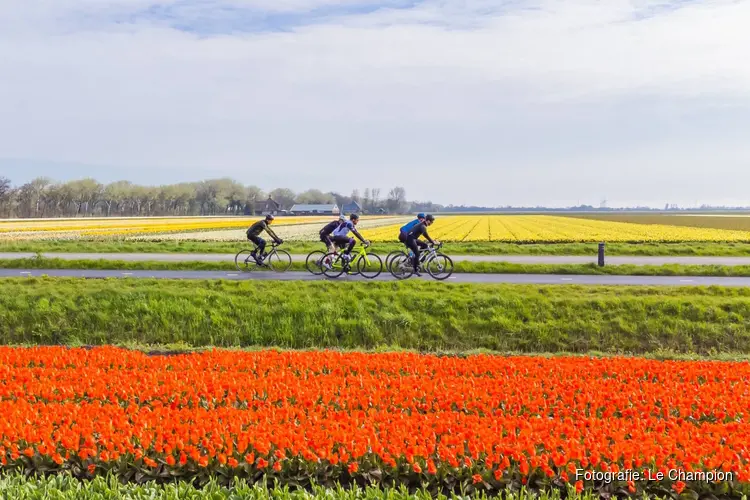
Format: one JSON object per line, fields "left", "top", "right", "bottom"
{"left": 422, "top": 229, "right": 435, "bottom": 245}
{"left": 352, "top": 228, "right": 366, "bottom": 243}
{"left": 265, "top": 225, "right": 282, "bottom": 243}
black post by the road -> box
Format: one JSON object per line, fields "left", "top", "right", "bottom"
{"left": 598, "top": 243, "right": 605, "bottom": 267}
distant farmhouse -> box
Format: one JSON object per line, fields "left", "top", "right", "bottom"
{"left": 341, "top": 201, "right": 362, "bottom": 215}
{"left": 289, "top": 204, "right": 340, "bottom": 215}
{"left": 245, "top": 197, "right": 281, "bottom": 216}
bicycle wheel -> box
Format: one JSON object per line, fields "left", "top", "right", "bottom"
{"left": 321, "top": 252, "right": 345, "bottom": 278}
{"left": 357, "top": 253, "right": 383, "bottom": 279}
{"left": 385, "top": 250, "right": 403, "bottom": 269}
{"left": 235, "top": 249, "right": 257, "bottom": 272}
{"left": 426, "top": 253, "right": 454, "bottom": 280}
{"left": 389, "top": 254, "right": 414, "bottom": 280}
{"left": 387, "top": 251, "right": 407, "bottom": 274}
{"left": 266, "top": 249, "right": 293, "bottom": 272}
{"left": 305, "top": 251, "right": 327, "bottom": 275}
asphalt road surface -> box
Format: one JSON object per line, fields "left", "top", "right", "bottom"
{"left": 4, "top": 268, "right": 750, "bottom": 286}
{"left": 3, "top": 252, "right": 750, "bottom": 266}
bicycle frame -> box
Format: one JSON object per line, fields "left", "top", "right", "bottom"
{"left": 327, "top": 243, "right": 371, "bottom": 271}
{"left": 250, "top": 242, "right": 281, "bottom": 265}
{"left": 409, "top": 243, "right": 441, "bottom": 268}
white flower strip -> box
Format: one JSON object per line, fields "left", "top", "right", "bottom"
{"left": 128, "top": 217, "right": 412, "bottom": 242}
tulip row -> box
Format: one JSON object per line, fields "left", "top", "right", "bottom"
{"left": 0, "top": 347, "right": 748, "bottom": 497}
{"left": 365, "top": 215, "right": 750, "bottom": 243}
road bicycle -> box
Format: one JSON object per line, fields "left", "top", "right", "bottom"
{"left": 234, "top": 241, "right": 292, "bottom": 273}
{"left": 389, "top": 242, "right": 454, "bottom": 280}
{"left": 305, "top": 243, "right": 341, "bottom": 276}
{"left": 320, "top": 243, "right": 383, "bottom": 279}
{"left": 386, "top": 243, "right": 434, "bottom": 276}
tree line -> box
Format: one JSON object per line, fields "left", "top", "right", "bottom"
{"left": 0, "top": 177, "right": 443, "bottom": 218}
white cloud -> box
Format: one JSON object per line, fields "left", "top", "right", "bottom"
{"left": 1, "top": 0, "right": 749, "bottom": 206}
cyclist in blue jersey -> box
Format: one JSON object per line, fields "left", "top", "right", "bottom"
{"left": 399, "top": 213, "right": 425, "bottom": 245}
{"left": 405, "top": 214, "right": 438, "bottom": 276}
{"left": 332, "top": 213, "right": 369, "bottom": 262}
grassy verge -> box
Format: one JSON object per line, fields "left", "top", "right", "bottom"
{"left": 0, "top": 474, "right": 649, "bottom": 500}
{"left": 18, "top": 342, "right": 750, "bottom": 361}
{"left": 6, "top": 257, "right": 750, "bottom": 277}
{"left": 0, "top": 257, "right": 308, "bottom": 272}
{"left": 5, "top": 239, "right": 750, "bottom": 255}
{"left": 3, "top": 278, "right": 750, "bottom": 354}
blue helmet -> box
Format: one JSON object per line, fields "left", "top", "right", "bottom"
{"left": 417, "top": 213, "right": 425, "bottom": 219}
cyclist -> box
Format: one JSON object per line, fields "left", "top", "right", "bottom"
{"left": 405, "top": 214, "right": 438, "bottom": 276}
{"left": 320, "top": 215, "right": 346, "bottom": 254}
{"left": 246, "top": 214, "right": 283, "bottom": 264}
{"left": 332, "top": 213, "right": 369, "bottom": 262}
{"left": 398, "top": 213, "right": 425, "bottom": 245}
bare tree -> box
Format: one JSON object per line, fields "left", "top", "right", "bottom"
{"left": 296, "top": 189, "right": 335, "bottom": 204}
{"left": 363, "top": 188, "right": 371, "bottom": 212}
{"left": 0, "top": 177, "right": 11, "bottom": 217}
{"left": 268, "top": 188, "right": 296, "bottom": 211}
{"left": 102, "top": 181, "right": 132, "bottom": 217}
{"left": 0, "top": 176, "right": 417, "bottom": 219}
{"left": 220, "top": 179, "right": 246, "bottom": 215}
{"left": 29, "top": 177, "right": 51, "bottom": 217}
{"left": 371, "top": 188, "right": 381, "bottom": 212}
{"left": 386, "top": 186, "right": 407, "bottom": 214}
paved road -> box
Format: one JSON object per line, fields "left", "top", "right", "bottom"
{"left": 4, "top": 268, "right": 750, "bottom": 286}
{"left": 3, "top": 252, "right": 750, "bottom": 266}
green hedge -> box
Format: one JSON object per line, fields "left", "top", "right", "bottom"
{"left": 2, "top": 278, "right": 750, "bottom": 354}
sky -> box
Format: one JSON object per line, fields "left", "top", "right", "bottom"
{"left": 1, "top": 0, "right": 749, "bottom": 207}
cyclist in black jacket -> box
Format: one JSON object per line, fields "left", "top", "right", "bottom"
{"left": 320, "top": 215, "right": 346, "bottom": 254}
{"left": 405, "top": 214, "right": 438, "bottom": 276}
{"left": 246, "top": 214, "right": 282, "bottom": 263}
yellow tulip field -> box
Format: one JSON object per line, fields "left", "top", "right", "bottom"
{"left": 3, "top": 214, "right": 750, "bottom": 243}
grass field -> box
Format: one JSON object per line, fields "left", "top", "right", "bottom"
{"left": 8, "top": 239, "right": 750, "bottom": 256}
{"left": 3, "top": 278, "right": 750, "bottom": 354}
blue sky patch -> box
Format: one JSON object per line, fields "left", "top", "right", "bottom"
{"left": 110, "top": 0, "right": 426, "bottom": 34}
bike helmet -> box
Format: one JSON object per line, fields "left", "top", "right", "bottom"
{"left": 350, "top": 213, "right": 359, "bottom": 221}
{"left": 265, "top": 214, "right": 275, "bottom": 221}
{"left": 417, "top": 213, "right": 425, "bottom": 219}
{"left": 339, "top": 215, "right": 346, "bottom": 221}
{"left": 425, "top": 214, "right": 435, "bottom": 222}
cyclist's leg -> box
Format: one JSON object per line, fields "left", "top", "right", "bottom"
{"left": 332, "top": 236, "right": 350, "bottom": 255}
{"left": 250, "top": 236, "right": 266, "bottom": 259}
{"left": 406, "top": 237, "right": 420, "bottom": 271}
{"left": 321, "top": 233, "right": 335, "bottom": 254}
